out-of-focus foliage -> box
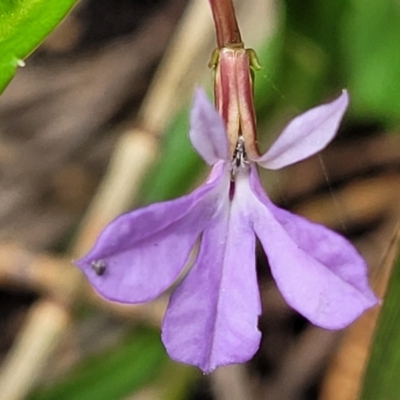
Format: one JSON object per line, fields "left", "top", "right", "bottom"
{"left": 341, "top": 0, "right": 400, "bottom": 122}
{"left": 29, "top": 327, "right": 168, "bottom": 400}
{"left": 0, "top": 0, "right": 77, "bottom": 94}
{"left": 280, "top": 0, "right": 400, "bottom": 124}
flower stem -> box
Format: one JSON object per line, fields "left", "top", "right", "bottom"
{"left": 208, "top": 0, "right": 242, "bottom": 48}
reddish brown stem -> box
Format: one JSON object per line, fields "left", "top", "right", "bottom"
{"left": 208, "top": 0, "right": 242, "bottom": 48}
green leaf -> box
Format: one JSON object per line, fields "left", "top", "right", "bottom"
{"left": 0, "top": 0, "right": 78, "bottom": 94}
{"left": 340, "top": 0, "right": 400, "bottom": 123}
{"left": 29, "top": 327, "right": 168, "bottom": 400}
{"left": 359, "top": 233, "right": 400, "bottom": 400}
{"left": 275, "top": 0, "right": 346, "bottom": 110}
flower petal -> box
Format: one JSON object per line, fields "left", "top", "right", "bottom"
{"left": 75, "top": 161, "right": 230, "bottom": 304}
{"left": 256, "top": 91, "right": 349, "bottom": 170}
{"left": 162, "top": 182, "right": 261, "bottom": 373}
{"left": 190, "top": 88, "right": 230, "bottom": 165}
{"left": 246, "top": 166, "right": 378, "bottom": 329}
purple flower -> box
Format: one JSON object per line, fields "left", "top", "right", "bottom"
{"left": 76, "top": 89, "right": 378, "bottom": 373}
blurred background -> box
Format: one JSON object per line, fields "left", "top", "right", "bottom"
{"left": 0, "top": 0, "right": 400, "bottom": 399}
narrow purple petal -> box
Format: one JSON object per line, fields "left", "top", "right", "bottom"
{"left": 162, "top": 183, "right": 261, "bottom": 373}
{"left": 246, "top": 166, "right": 378, "bottom": 329}
{"left": 190, "top": 88, "right": 230, "bottom": 165}
{"left": 75, "top": 161, "right": 230, "bottom": 304}
{"left": 256, "top": 91, "right": 349, "bottom": 170}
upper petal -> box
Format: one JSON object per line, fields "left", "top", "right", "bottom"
{"left": 162, "top": 178, "right": 261, "bottom": 373}
{"left": 245, "top": 165, "right": 378, "bottom": 329}
{"left": 256, "top": 91, "right": 349, "bottom": 170}
{"left": 190, "top": 88, "right": 230, "bottom": 165}
{"left": 75, "top": 161, "right": 230, "bottom": 304}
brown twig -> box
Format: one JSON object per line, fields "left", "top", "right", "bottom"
{"left": 319, "top": 224, "right": 400, "bottom": 400}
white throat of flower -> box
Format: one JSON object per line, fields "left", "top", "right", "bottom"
{"left": 230, "top": 135, "right": 249, "bottom": 180}
{"left": 229, "top": 135, "right": 249, "bottom": 200}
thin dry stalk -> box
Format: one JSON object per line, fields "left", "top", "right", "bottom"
{"left": 318, "top": 224, "right": 400, "bottom": 400}
{"left": 0, "top": 300, "right": 70, "bottom": 400}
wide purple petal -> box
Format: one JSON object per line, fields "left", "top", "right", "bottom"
{"left": 162, "top": 181, "right": 261, "bottom": 373}
{"left": 246, "top": 166, "right": 378, "bottom": 329}
{"left": 190, "top": 88, "right": 230, "bottom": 165}
{"left": 256, "top": 91, "right": 349, "bottom": 170}
{"left": 75, "top": 161, "right": 230, "bottom": 304}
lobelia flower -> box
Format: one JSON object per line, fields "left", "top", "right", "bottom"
{"left": 76, "top": 87, "right": 378, "bottom": 373}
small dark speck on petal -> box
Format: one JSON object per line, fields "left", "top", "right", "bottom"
{"left": 91, "top": 260, "right": 106, "bottom": 276}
